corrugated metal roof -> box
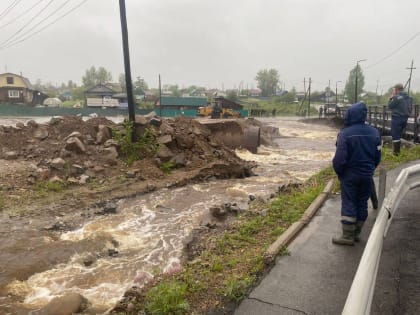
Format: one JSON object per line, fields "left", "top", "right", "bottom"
{"left": 160, "top": 96, "right": 207, "bottom": 107}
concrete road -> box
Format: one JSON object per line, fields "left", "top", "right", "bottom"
{"left": 235, "top": 161, "right": 420, "bottom": 315}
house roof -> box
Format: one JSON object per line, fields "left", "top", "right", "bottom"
{"left": 160, "top": 96, "right": 207, "bottom": 107}
{"left": 0, "top": 72, "right": 33, "bottom": 89}
{"left": 85, "top": 84, "right": 115, "bottom": 95}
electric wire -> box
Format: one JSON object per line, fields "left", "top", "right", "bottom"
{"left": 0, "top": 0, "right": 23, "bottom": 21}
{"left": 0, "top": 0, "right": 46, "bottom": 31}
{"left": 0, "top": 0, "right": 55, "bottom": 48}
{"left": 0, "top": 0, "right": 73, "bottom": 48}
{"left": 0, "top": 0, "right": 89, "bottom": 50}
{"left": 365, "top": 31, "right": 420, "bottom": 69}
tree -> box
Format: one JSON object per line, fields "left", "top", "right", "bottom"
{"left": 82, "top": 66, "right": 97, "bottom": 87}
{"left": 255, "top": 69, "right": 279, "bottom": 97}
{"left": 344, "top": 64, "right": 365, "bottom": 103}
{"left": 167, "top": 84, "right": 181, "bottom": 97}
{"left": 226, "top": 90, "right": 238, "bottom": 102}
{"left": 133, "top": 76, "right": 148, "bottom": 95}
{"left": 119, "top": 73, "right": 126, "bottom": 92}
{"left": 96, "top": 67, "right": 112, "bottom": 85}
{"left": 82, "top": 66, "right": 112, "bottom": 87}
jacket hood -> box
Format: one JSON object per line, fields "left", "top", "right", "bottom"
{"left": 344, "top": 102, "right": 367, "bottom": 126}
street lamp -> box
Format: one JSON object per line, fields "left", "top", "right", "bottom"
{"left": 335, "top": 81, "right": 341, "bottom": 105}
{"left": 355, "top": 59, "right": 367, "bottom": 103}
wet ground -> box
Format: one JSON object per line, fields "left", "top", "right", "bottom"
{"left": 0, "top": 117, "right": 338, "bottom": 313}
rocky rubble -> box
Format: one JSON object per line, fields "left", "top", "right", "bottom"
{"left": 0, "top": 115, "right": 254, "bottom": 190}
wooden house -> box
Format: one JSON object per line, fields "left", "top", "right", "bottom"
{"left": 84, "top": 84, "right": 119, "bottom": 107}
{"left": 0, "top": 72, "right": 47, "bottom": 105}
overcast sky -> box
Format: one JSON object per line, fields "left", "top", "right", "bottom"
{"left": 1, "top": 0, "right": 419, "bottom": 93}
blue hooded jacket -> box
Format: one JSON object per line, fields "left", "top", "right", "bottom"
{"left": 333, "top": 102, "right": 381, "bottom": 178}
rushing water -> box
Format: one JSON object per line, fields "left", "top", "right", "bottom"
{"left": 2, "top": 117, "right": 338, "bottom": 312}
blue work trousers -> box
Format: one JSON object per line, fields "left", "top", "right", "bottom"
{"left": 340, "top": 175, "right": 372, "bottom": 224}
{"left": 391, "top": 115, "right": 408, "bottom": 141}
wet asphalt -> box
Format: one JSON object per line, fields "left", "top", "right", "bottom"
{"left": 235, "top": 160, "right": 420, "bottom": 315}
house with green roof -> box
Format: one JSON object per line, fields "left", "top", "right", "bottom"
{"left": 155, "top": 96, "right": 208, "bottom": 111}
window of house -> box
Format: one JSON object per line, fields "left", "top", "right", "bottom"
{"left": 6, "top": 77, "right": 14, "bottom": 84}
{"left": 8, "top": 90, "right": 20, "bottom": 98}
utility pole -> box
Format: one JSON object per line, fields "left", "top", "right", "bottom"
{"left": 406, "top": 60, "right": 416, "bottom": 96}
{"left": 328, "top": 79, "right": 331, "bottom": 103}
{"left": 307, "top": 78, "right": 312, "bottom": 118}
{"left": 159, "top": 74, "right": 162, "bottom": 117}
{"left": 335, "top": 81, "right": 341, "bottom": 105}
{"left": 118, "top": 0, "right": 135, "bottom": 124}
{"left": 303, "top": 78, "right": 306, "bottom": 93}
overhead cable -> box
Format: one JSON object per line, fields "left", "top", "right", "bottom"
{"left": 365, "top": 31, "right": 420, "bottom": 69}
{"left": 0, "top": 0, "right": 55, "bottom": 48}
{"left": 0, "top": 0, "right": 23, "bottom": 21}
{"left": 0, "top": 0, "right": 89, "bottom": 50}
{"left": 1, "top": 0, "right": 73, "bottom": 48}
{"left": 0, "top": 0, "right": 45, "bottom": 31}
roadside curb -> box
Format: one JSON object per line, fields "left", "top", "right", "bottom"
{"left": 264, "top": 178, "right": 335, "bottom": 261}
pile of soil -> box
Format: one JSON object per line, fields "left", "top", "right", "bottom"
{"left": 0, "top": 115, "right": 254, "bottom": 199}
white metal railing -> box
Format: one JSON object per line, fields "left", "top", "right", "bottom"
{"left": 342, "top": 163, "right": 420, "bottom": 315}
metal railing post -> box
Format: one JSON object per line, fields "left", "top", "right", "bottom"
{"left": 378, "top": 168, "right": 387, "bottom": 210}
{"left": 414, "top": 104, "right": 419, "bottom": 142}
{"left": 381, "top": 106, "right": 386, "bottom": 136}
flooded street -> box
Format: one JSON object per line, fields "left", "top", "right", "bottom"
{"left": 0, "top": 117, "right": 338, "bottom": 313}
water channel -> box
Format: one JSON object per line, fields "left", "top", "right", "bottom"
{"left": 1, "top": 117, "right": 338, "bottom": 312}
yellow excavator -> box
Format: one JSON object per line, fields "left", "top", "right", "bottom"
{"left": 197, "top": 104, "right": 241, "bottom": 119}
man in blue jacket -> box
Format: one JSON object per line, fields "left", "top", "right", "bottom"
{"left": 388, "top": 83, "right": 412, "bottom": 155}
{"left": 332, "top": 102, "right": 381, "bottom": 245}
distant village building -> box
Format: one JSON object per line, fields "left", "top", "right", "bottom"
{"left": 249, "top": 88, "right": 262, "bottom": 97}
{"left": 155, "top": 96, "right": 207, "bottom": 111}
{"left": 84, "top": 84, "right": 120, "bottom": 107}
{"left": 214, "top": 96, "right": 243, "bottom": 110}
{"left": 0, "top": 72, "right": 47, "bottom": 105}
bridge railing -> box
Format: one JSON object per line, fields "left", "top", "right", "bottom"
{"left": 342, "top": 163, "right": 420, "bottom": 315}
{"left": 336, "top": 104, "right": 419, "bottom": 142}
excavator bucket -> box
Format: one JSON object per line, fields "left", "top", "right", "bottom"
{"left": 199, "top": 119, "right": 261, "bottom": 153}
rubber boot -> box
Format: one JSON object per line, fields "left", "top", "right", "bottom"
{"left": 332, "top": 224, "right": 355, "bottom": 246}
{"left": 354, "top": 221, "right": 364, "bottom": 242}
{"left": 393, "top": 141, "right": 401, "bottom": 156}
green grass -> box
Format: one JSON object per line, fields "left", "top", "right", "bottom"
{"left": 379, "top": 145, "right": 420, "bottom": 170}
{"left": 34, "top": 181, "right": 65, "bottom": 196}
{"left": 160, "top": 161, "right": 175, "bottom": 175}
{"left": 145, "top": 281, "right": 190, "bottom": 315}
{"left": 112, "top": 122, "right": 158, "bottom": 165}
{"left": 224, "top": 276, "right": 255, "bottom": 302}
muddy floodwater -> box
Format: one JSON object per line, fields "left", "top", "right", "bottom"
{"left": 0, "top": 117, "right": 338, "bottom": 313}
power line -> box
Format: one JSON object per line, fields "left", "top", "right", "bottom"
{"left": 0, "top": 0, "right": 23, "bottom": 21}
{"left": 0, "top": 0, "right": 46, "bottom": 31}
{"left": 0, "top": 0, "right": 89, "bottom": 50}
{"left": 0, "top": 0, "right": 55, "bottom": 48}
{"left": 365, "top": 31, "right": 420, "bottom": 69}
{"left": 0, "top": 0, "right": 73, "bottom": 48}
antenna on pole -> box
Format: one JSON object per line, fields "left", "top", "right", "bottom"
{"left": 406, "top": 60, "right": 416, "bottom": 96}
{"left": 307, "top": 78, "right": 312, "bottom": 118}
